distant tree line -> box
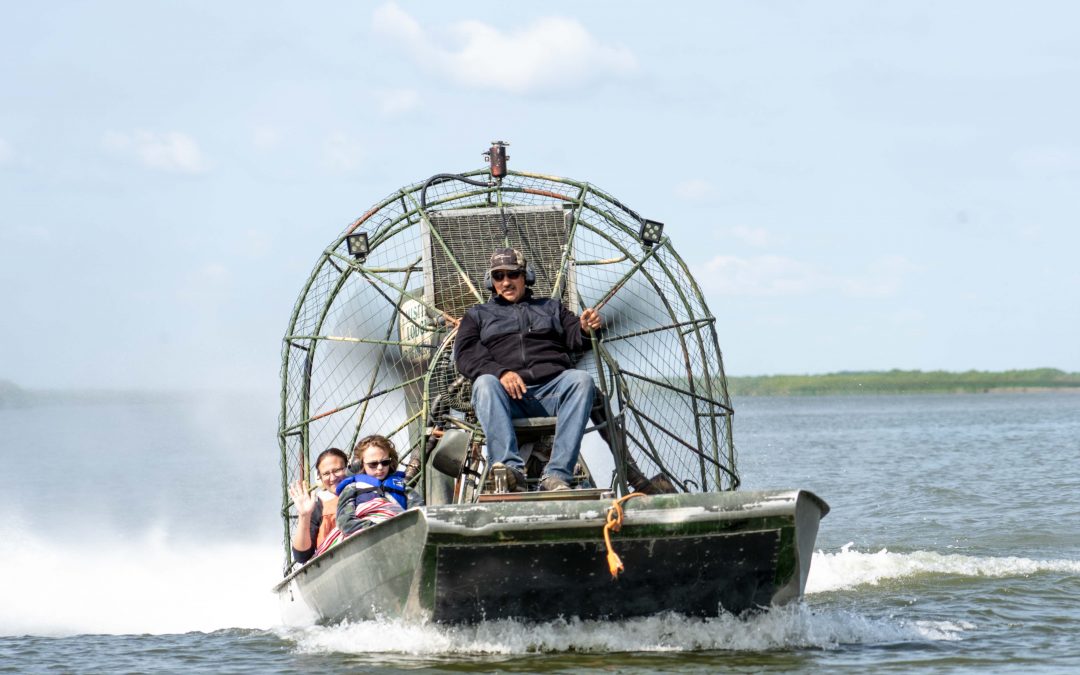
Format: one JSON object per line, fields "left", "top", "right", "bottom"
{"left": 0, "top": 379, "right": 21, "bottom": 407}
{"left": 5, "top": 369, "right": 1080, "bottom": 408}
{"left": 725, "top": 368, "right": 1080, "bottom": 396}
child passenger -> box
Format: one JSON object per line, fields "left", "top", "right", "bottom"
{"left": 330, "top": 435, "right": 408, "bottom": 541}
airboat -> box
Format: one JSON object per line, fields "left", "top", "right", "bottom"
{"left": 274, "top": 142, "right": 828, "bottom": 624}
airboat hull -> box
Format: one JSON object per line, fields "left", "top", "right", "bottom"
{"left": 275, "top": 489, "right": 828, "bottom": 625}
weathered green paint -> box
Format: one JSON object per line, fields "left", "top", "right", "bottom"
{"left": 276, "top": 490, "right": 827, "bottom": 624}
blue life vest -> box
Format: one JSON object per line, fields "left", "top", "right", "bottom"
{"left": 335, "top": 471, "right": 408, "bottom": 509}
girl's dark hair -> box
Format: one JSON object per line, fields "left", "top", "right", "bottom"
{"left": 353, "top": 435, "right": 399, "bottom": 473}
{"left": 314, "top": 447, "right": 348, "bottom": 475}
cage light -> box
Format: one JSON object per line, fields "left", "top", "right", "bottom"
{"left": 346, "top": 232, "right": 370, "bottom": 261}
{"left": 639, "top": 219, "right": 664, "bottom": 247}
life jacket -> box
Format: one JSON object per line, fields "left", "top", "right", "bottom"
{"left": 314, "top": 526, "right": 343, "bottom": 557}
{"left": 313, "top": 494, "right": 402, "bottom": 557}
{"left": 335, "top": 471, "right": 408, "bottom": 509}
{"left": 316, "top": 475, "right": 406, "bottom": 555}
{"left": 314, "top": 490, "right": 338, "bottom": 548}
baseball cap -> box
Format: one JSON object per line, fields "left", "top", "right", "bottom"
{"left": 488, "top": 247, "right": 526, "bottom": 272}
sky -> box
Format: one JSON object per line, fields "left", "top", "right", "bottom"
{"left": 1, "top": 0, "right": 1078, "bottom": 391}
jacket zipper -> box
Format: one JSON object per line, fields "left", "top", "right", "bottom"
{"left": 517, "top": 302, "right": 528, "bottom": 369}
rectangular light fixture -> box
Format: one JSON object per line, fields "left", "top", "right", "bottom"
{"left": 346, "top": 232, "right": 370, "bottom": 260}
{"left": 639, "top": 219, "right": 664, "bottom": 247}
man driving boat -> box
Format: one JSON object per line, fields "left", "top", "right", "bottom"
{"left": 454, "top": 248, "right": 602, "bottom": 492}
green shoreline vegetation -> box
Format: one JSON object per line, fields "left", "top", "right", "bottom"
{"left": 726, "top": 368, "right": 1080, "bottom": 396}
{"left": 3, "top": 368, "right": 1079, "bottom": 407}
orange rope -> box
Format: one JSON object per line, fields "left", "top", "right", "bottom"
{"left": 603, "top": 492, "right": 645, "bottom": 579}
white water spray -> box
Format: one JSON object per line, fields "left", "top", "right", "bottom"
{"left": 0, "top": 524, "right": 281, "bottom": 636}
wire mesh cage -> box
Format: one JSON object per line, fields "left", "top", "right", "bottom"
{"left": 279, "top": 162, "right": 739, "bottom": 564}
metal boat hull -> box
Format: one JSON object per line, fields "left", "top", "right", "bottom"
{"left": 275, "top": 489, "right": 828, "bottom": 624}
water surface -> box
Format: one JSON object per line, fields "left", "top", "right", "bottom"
{"left": 1, "top": 391, "right": 1077, "bottom": 673}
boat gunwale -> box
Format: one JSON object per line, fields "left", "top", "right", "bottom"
{"left": 274, "top": 489, "right": 828, "bottom": 591}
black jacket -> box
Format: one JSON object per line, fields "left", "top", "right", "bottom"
{"left": 455, "top": 291, "right": 588, "bottom": 384}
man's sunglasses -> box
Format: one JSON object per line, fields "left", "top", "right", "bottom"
{"left": 365, "top": 459, "right": 393, "bottom": 469}
{"left": 491, "top": 270, "right": 523, "bottom": 282}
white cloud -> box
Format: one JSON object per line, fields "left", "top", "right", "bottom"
{"left": 375, "top": 88, "right": 420, "bottom": 116}
{"left": 252, "top": 125, "right": 281, "bottom": 151}
{"left": 176, "top": 263, "right": 231, "bottom": 304}
{"left": 241, "top": 228, "right": 271, "bottom": 258}
{"left": 0, "top": 138, "right": 13, "bottom": 164}
{"left": 838, "top": 255, "right": 916, "bottom": 298}
{"left": 697, "top": 254, "right": 914, "bottom": 298}
{"left": 323, "top": 132, "right": 363, "bottom": 172}
{"left": 373, "top": 2, "right": 423, "bottom": 42}
{"left": 103, "top": 130, "right": 209, "bottom": 173}
{"left": 720, "top": 225, "right": 780, "bottom": 248}
{"left": 1018, "top": 222, "right": 1043, "bottom": 241}
{"left": 200, "top": 263, "right": 229, "bottom": 283}
{"left": 1014, "top": 146, "right": 1078, "bottom": 174}
{"left": 372, "top": 2, "right": 636, "bottom": 94}
{"left": 884, "top": 308, "right": 925, "bottom": 327}
{"left": 674, "top": 178, "right": 714, "bottom": 201}
{"left": 0, "top": 224, "right": 51, "bottom": 244}
{"left": 699, "top": 254, "right": 821, "bottom": 296}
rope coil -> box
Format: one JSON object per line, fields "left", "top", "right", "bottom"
{"left": 603, "top": 492, "right": 645, "bottom": 579}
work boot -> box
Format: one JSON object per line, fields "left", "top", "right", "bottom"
{"left": 538, "top": 475, "right": 571, "bottom": 492}
{"left": 492, "top": 462, "right": 526, "bottom": 493}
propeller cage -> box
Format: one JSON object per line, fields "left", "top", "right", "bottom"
{"left": 278, "top": 166, "right": 739, "bottom": 568}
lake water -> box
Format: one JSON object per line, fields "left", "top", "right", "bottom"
{"left": 1, "top": 391, "right": 1077, "bottom": 673}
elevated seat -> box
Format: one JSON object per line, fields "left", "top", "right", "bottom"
{"left": 511, "top": 416, "right": 558, "bottom": 434}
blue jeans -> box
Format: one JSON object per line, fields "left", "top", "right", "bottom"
{"left": 471, "top": 369, "right": 595, "bottom": 482}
